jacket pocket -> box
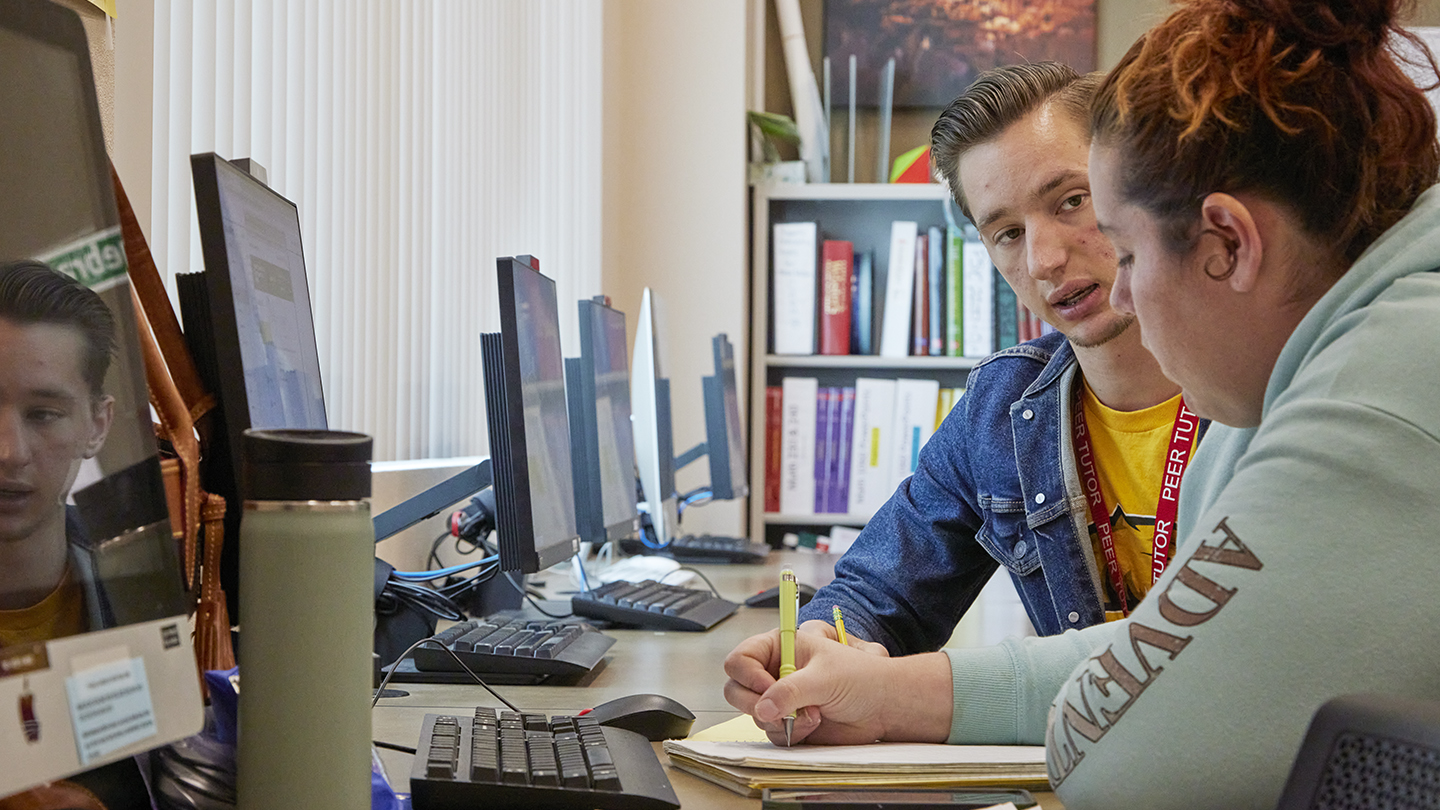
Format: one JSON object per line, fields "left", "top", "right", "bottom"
{"left": 975, "top": 497, "right": 1041, "bottom": 576}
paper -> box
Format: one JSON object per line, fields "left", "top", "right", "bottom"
{"left": 668, "top": 738, "right": 1045, "bottom": 773}
{"left": 65, "top": 656, "right": 158, "bottom": 765}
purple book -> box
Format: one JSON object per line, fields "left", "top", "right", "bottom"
{"left": 814, "top": 387, "right": 840, "bottom": 512}
{"left": 831, "top": 387, "right": 857, "bottom": 513}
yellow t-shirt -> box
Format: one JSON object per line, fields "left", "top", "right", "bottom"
{"left": 1079, "top": 382, "right": 1186, "bottom": 618}
{"left": 0, "top": 562, "right": 87, "bottom": 648}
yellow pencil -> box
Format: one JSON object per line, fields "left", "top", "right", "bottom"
{"left": 832, "top": 605, "right": 849, "bottom": 646}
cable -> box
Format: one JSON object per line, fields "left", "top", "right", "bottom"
{"left": 662, "top": 566, "right": 723, "bottom": 599}
{"left": 391, "top": 556, "right": 499, "bottom": 582}
{"left": 377, "top": 580, "right": 466, "bottom": 623}
{"left": 503, "top": 571, "right": 572, "bottom": 618}
{"left": 371, "top": 740, "right": 416, "bottom": 755}
{"left": 372, "top": 636, "right": 519, "bottom": 713}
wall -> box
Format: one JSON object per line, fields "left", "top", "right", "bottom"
{"left": 602, "top": 0, "right": 751, "bottom": 540}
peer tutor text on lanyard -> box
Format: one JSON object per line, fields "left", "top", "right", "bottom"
{"left": 1071, "top": 394, "right": 1200, "bottom": 617}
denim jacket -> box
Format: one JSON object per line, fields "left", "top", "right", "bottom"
{"left": 799, "top": 332, "right": 1206, "bottom": 654}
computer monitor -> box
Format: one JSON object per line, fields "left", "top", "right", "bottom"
{"left": 700, "top": 333, "right": 750, "bottom": 501}
{"left": 186, "top": 151, "right": 328, "bottom": 620}
{"left": 630, "top": 288, "right": 679, "bottom": 547}
{"left": 481, "top": 256, "right": 581, "bottom": 573}
{"left": 0, "top": 0, "right": 202, "bottom": 796}
{"left": 566, "top": 297, "right": 640, "bottom": 547}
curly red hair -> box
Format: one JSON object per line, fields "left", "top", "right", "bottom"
{"left": 1092, "top": 0, "right": 1439, "bottom": 266}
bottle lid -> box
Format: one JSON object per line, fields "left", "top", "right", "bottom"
{"left": 242, "top": 429, "right": 373, "bottom": 501}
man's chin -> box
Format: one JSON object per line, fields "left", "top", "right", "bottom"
{"left": 1068, "top": 313, "right": 1135, "bottom": 349}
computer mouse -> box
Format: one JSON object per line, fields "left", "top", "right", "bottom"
{"left": 744, "top": 582, "right": 817, "bottom": 608}
{"left": 579, "top": 693, "right": 696, "bottom": 741}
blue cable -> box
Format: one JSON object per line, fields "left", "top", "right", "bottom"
{"left": 391, "top": 556, "right": 499, "bottom": 581}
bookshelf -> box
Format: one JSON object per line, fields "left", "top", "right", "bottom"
{"left": 747, "top": 182, "right": 982, "bottom": 547}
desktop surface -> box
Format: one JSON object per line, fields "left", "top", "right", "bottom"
{"left": 371, "top": 552, "right": 1062, "bottom": 809}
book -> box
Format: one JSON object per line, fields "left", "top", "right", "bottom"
{"left": 853, "top": 251, "right": 874, "bottom": 354}
{"left": 814, "top": 387, "right": 841, "bottom": 512}
{"left": 830, "top": 386, "right": 856, "bottom": 513}
{"left": 945, "top": 224, "right": 964, "bottom": 355}
{"left": 936, "top": 388, "right": 954, "bottom": 431}
{"left": 878, "top": 221, "right": 918, "bottom": 357}
{"left": 911, "top": 234, "right": 928, "bottom": 356}
{"left": 927, "top": 225, "right": 944, "bottom": 355}
{"left": 820, "top": 240, "right": 853, "bottom": 355}
{"left": 849, "top": 253, "right": 861, "bottom": 354}
{"left": 993, "top": 267, "right": 1020, "bottom": 350}
{"left": 664, "top": 715, "right": 1049, "bottom": 799}
{"left": 961, "top": 230, "right": 994, "bottom": 357}
{"left": 889, "top": 378, "right": 942, "bottom": 488}
{"left": 773, "top": 222, "right": 818, "bottom": 355}
{"left": 779, "top": 377, "right": 819, "bottom": 515}
{"left": 763, "top": 386, "right": 783, "bottom": 513}
{"left": 846, "top": 377, "right": 897, "bottom": 516}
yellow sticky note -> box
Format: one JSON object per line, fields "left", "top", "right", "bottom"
{"left": 87, "top": 0, "right": 117, "bottom": 18}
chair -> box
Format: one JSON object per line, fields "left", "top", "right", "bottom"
{"left": 1276, "top": 693, "right": 1440, "bottom": 810}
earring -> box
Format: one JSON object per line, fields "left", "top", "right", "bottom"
{"left": 1201, "top": 231, "right": 1238, "bottom": 281}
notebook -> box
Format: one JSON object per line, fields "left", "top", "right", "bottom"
{"left": 663, "top": 715, "right": 1050, "bottom": 798}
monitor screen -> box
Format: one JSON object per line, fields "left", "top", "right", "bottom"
{"left": 0, "top": 0, "right": 202, "bottom": 797}
{"left": 630, "top": 288, "right": 678, "bottom": 546}
{"left": 483, "top": 257, "right": 579, "bottom": 572}
{"left": 567, "top": 298, "right": 639, "bottom": 546}
{"left": 192, "top": 152, "right": 327, "bottom": 458}
{"left": 705, "top": 333, "right": 750, "bottom": 501}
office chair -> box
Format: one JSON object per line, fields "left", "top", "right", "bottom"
{"left": 1276, "top": 693, "right": 1440, "bottom": 810}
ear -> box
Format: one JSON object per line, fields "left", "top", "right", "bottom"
{"left": 1198, "top": 193, "right": 1263, "bottom": 293}
{"left": 83, "top": 395, "right": 113, "bottom": 459}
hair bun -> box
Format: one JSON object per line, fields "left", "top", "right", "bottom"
{"left": 1235, "top": 0, "right": 1401, "bottom": 52}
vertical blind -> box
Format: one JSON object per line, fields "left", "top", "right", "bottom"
{"left": 148, "top": 0, "right": 603, "bottom": 460}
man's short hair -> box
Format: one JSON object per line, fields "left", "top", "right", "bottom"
{"left": 931, "top": 62, "right": 1102, "bottom": 222}
{"left": 0, "top": 259, "right": 115, "bottom": 398}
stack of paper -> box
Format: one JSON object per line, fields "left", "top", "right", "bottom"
{"left": 662, "top": 716, "right": 1050, "bottom": 798}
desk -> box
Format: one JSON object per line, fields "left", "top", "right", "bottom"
{"left": 371, "top": 551, "right": 1062, "bottom": 809}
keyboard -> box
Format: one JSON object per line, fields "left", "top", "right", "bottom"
{"left": 410, "top": 708, "right": 680, "bottom": 810}
{"left": 395, "top": 611, "right": 615, "bottom": 684}
{"left": 571, "top": 580, "right": 739, "bottom": 631}
{"left": 620, "top": 533, "right": 771, "bottom": 564}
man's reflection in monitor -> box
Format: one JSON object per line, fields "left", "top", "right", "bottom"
{"left": 0, "top": 259, "right": 114, "bottom": 647}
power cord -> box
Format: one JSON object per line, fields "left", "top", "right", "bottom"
{"left": 371, "top": 636, "right": 519, "bottom": 713}
{"left": 504, "top": 571, "right": 572, "bottom": 618}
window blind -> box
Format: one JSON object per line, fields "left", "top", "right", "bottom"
{"left": 149, "top": 0, "right": 602, "bottom": 460}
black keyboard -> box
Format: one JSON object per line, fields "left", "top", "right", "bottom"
{"left": 571, "top": 580, "right": 738, "bottom": 631}
{"left": 410, "top": 708, "right": 680, "bottom": 810}
{"left": 620, "top": 533, "right": 772, "bottom": 564}
{"left": 396, "top": 612, "right": 615, "bottom": 684}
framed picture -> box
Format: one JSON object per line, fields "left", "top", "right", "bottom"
{"left": 825, "top": 0, "right": 1096, "bottom": 108}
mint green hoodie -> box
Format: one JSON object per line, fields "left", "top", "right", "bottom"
{"left": 943, "top": 185, "right": 1440, "bottom": 809}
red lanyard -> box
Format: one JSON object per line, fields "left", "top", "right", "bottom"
{"left": 1071, "top": 393, "right": 1200, "bottom": 616}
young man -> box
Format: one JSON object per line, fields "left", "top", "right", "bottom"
{"left": 0, "top": 259, "right": 116, "bottom": 646}
{"left": 724, "top": 62, "right": 1202, "bottom": 745}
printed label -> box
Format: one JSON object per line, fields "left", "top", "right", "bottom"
{"left": 65, "top": 657, "right": 157, "bottom": 765}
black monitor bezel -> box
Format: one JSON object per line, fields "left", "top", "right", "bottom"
{"left": 189, "top": 152, "right": 328, "bottom": 501}
{"left": 567, "top": 298, "right": 639, "bottom": 546}
{"left": 703, "top": 333, "right": 750, "bottom": 501}
{"left": 484, "top": 256, "right": 581, "bottom": 573}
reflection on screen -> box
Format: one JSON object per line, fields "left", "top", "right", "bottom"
{"left": 213, "top": 161, "right": 327, "bottom": 431}
{"left": 513, "top": 268, "right": 577, "bottom": 552}
{"left": 0, "top": 28, "right": 109, "bottom": 260}
{"left": 594, "top": 306, "right": 637, "bottom": 529}
{"left": 719, "top": 348, "right": 747, "bottom": 493}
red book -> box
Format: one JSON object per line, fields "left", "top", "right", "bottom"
{"left": 764, "top": 386, "right": 783, "bottom": 512}
{"left": 819, "top": 240, "right": 853, "bottom": 355}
